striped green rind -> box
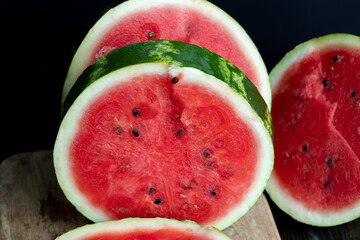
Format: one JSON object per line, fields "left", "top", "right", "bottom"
{"left": 62, "top": 40, "right": 272, "bottom": 137}
{"left": 56, "top": 40, "right": 274, "bottom": 229}
{"left": 56, "top": 217, "right": 233, "bottom": 240}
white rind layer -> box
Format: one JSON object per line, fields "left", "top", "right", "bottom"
{"left": 267, "top": 33, "right": 360, "bottom": 226}
{"left": 54, "top": 63, "right": 170, "bottom": 222}
{"left": 62, "top": 0, "right": 270, "bottom": 107}
{"left": 54, "top": 63, "right": 274, "bottom": 230}
{"left": 56, "top": 218, "right": 232, "bottom": 240}
{"left": 169, "top": 66, "right": 273, "bottom": 229}
{"left": 270, "top": 33, "right": 360, "bottom": 92}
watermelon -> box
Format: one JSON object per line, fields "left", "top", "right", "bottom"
{"left": 54, "top": 40, "right": 274, "bottom": 230}
{"left": 267, "top": 33, "right": 360, "bottom": 226}
{"left": 62, "top": 0, "right": 271, "bottom": 108}
{"left": 56, "top": 218, "right": 232, "bottom": 240}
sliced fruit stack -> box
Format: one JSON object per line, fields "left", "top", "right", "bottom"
{"left": 62, "top": 0, "right": 271, "bottom": 108}
{"left": 267, "top": 33, "right": 360, "bottom": 226}
{"left": 54, "top": 0, "right": 274, "bottom": 239}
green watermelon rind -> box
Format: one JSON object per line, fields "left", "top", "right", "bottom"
{"left": 62, "top": 0, "right": 271, "bottom": 108}
{"left": 56, "top": 217, "right": 233, "bottom": 240}
{"left": 55, "top": 40, "right": 274, "bottom": 230}
{"left": 62, "top": 40, "right": 272, "bottom": 137}
{"left": 267, "top": 33, "right": 360, "bottom": 226}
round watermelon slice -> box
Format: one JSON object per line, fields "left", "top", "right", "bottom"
{"left": 56, "top": 218, "right": 232, "bottom": 240}
{"left": 62, "top": 0, "right": 270, "bottom": 108}
{"left": 267, "top": 33, "right": 360, "bottom": 226}
{"left": 54, "top": 40, "right": 273, "bottom": 230}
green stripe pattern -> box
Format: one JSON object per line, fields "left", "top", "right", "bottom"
{"left": 62, "top": 40, "right": 272, "bottom": 136}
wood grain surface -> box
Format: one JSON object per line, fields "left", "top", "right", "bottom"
{"left": 0, "top": 150, "right": 280, "bottom": 240}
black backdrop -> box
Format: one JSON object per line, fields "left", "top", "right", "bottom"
{"left": 1, "top": 0, "right": 360, "bottom": 161}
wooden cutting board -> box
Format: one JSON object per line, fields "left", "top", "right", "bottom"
{"left": 0, "top": 150, "right": 280, "bottom": 240}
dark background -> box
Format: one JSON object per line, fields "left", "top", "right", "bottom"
{"left": 1, "top": 1, "right": 360, "bottom": 239}
{"left": 1, "top": 0, "right": 360, "bottom": 161}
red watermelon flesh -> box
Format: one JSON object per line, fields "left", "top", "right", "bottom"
{"left": 81, "top": 229, "right": 214, "bottom": 240}
{"left": 55, "top": 218, "right": 232, "bottom": 240}
{"left": 272, "top": 45, "right": 360, "bottom": 211}
{"left": 70, "top": 72, "right": 257, "bottom": 225}
{"left": 90, "top": 7, "right": 257, "bottom": 90}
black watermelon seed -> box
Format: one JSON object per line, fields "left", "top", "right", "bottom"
{"left": 324, "top": 181, "right": 330, "bottom": 188}
{"left": 114, "top": 126, "right": 122, "bottom": 134}
{"left": 351, "top": 91, "right": 356, "bottom": 98}
{"left": 323, "top": 79, "right": 328, "bottom": 87}
{"left": 205, "top": 160, "right": 214, "bottom": 168}
{"left": 148, "top": 188, "right": 156, "bottom": 194}
{"left": 132, "top": 129, "right": 140, "bottom": 137}
{"left": 154, "top": 198, "right": 162, "bottom": 204}
{"left": 176, "top": 128, "right": 183, "bottom": 136}
{"left": 202, "top": 151, "right": 211, "bottom": 157}
{"left": 210, "top": 190, "right": 217, "bottom": 196}
{"left": 132, "top": 109, "right": 140, "bottom": 117}
{"left": 181, "top": 179, "right": 196, "bottom": 190}
{"left": 326, "top": 158, "right": 332, "bottom": 167}
{"left": 332, "top": 55, "right": 339, "bottom": 63}
{"left": 147, "top": 31, "right": 155, "bottom": 38}
{"left": 171, "top": 77, "right": 179, "bottom": 85}
{"left": 181, "top": 183, "right": 193, "bottom": 190}
{"left": 302, "top": 145, "right": 308, "bottom": 152}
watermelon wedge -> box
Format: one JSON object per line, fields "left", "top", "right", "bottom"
{"left": 56, "top": 218, "right": 232, "bottom": 240}
{"left": 62, "top": 0, "right": 271, "bottom": 108}
{"left": 54, "top": 40, "right": 273, "bottom": 230}
{"left": 267, "top": 33, "right": 360, "bottom": 226}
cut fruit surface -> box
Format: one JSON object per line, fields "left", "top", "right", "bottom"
{"left": 62, "top": 0, "right": 270, "bottom": 107}
{"left": 55, "top": 40, "right": 273, "bottom": 230}
{"left": 56, "top": 218, "right": 232, "bottom": 240}
{"left": 267, "top": 33, "right": 360, "bottom": 226}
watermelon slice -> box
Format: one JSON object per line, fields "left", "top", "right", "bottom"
{"left": 54, "top": 40, "right": 273, "bottom": 230}
{"left": 62, "top": 0, "right": 271, "bottom": 108}
{"left": 267, "top": 33, "right": 360, "bottom": 226}
{"left": 56, "top": 218, "right": 232, "bottom": 240}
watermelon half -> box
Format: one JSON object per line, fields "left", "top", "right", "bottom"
{"left": 62, "top": 0, "right": 271, "bottom": 108}
{"left": 56, "top": 218, "right": 232, "bottom": 240}
{"left": 267, "top": 33, "right": 360, "bottom": 226}
{"left": 54, "top": 40, "right": 273, "bottom": 230}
